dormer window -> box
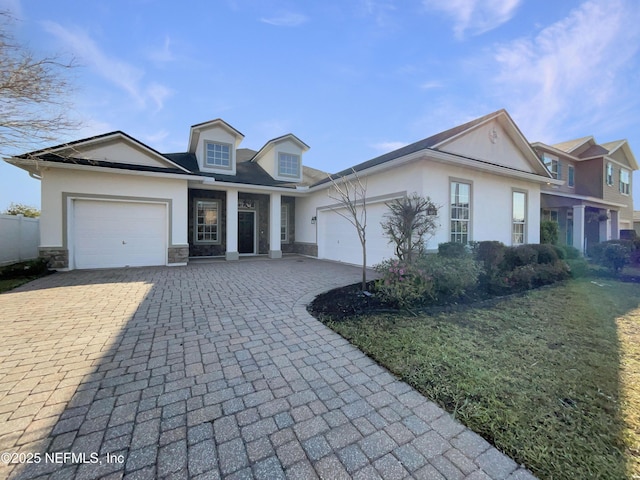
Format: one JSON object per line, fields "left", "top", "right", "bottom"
{"left": 278, "top": 153, "right": 300, "bottom": 178}
{"left": 205, "top": 142, "right": 232, "bottom": 169}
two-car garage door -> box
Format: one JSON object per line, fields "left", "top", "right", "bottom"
{"left": 73, "top": 200, "right": 166, "bottom": 269}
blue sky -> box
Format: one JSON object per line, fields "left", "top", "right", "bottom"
{"left": 1, "top": 0, "right": 640, "bottom": 210}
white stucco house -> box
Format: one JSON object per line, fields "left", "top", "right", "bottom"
{"left": 5, "top": 109, "right": 575, "bottom": 270}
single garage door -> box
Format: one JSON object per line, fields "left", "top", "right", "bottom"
{"left": 73, "top": 200, "right": 166, "bottom": 269}
{"left": 318, "top": 202, "right": 392, "bottom": 266}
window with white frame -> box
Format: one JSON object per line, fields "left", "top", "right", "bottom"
{"left": 281, "top": 204, "right": 289, "bottom": 243}
{"left": 450, "top": 181, "right": 471, "bottom": 244}
{"left": 195, "top": 200, "right": 219, "bottom": 243}
{"left": 278, "top": 153, "right": 300, "bottom": 178}
{"left": 568, "top": 165, "right": 575, "bottom": 187}
{"left": 512, "top": 191, "right": 526, "bottom": 245}
{"left": 543, "top": 154, "right": 560, "bottom": 179}
{"left": 620, "top": 169, "right": 630, "bottom": 194}
{"left": 606, "top": 162, "right": 614, "bottom": 185}
{"left": 205, "top": 142, "right": 231, "bottom": 168}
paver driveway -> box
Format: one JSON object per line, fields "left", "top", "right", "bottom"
{"left": 0, "top": 257, "right": 536, "bottom": 480}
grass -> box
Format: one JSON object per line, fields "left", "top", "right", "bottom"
{"left": 0, "top": 277, "right": 40, "bottom": 293}
{"left": 324, "top": 278, "right": 640, "bottom": 480}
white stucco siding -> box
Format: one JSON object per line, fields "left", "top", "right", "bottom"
{"left": 40, "top": 168, "right": 188, "bottom": 249}
{"left": 420, "top": 161, "right": 541, "bottom": 246}
{"left": 439, "top": 119, "right": 535, "bottom": 173}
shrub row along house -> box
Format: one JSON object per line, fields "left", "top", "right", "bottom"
{"left": 4, "top": 109, "right": 637, "bottom": 270}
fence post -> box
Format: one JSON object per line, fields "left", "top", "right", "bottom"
{"left": 17, "top": 214, "right": 24, "bottom": 262}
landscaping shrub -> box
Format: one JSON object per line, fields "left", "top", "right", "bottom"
{"left": 589, "top": 240, "right": 635, "bottom": 274}
{"left": 530, "top": 243, "right": 560, "bottom": 264}
{"left": 0, "top": 258, "right": 49, "bottom": 279}
{"left": 418, "top": 254, "right": 482, "bottom": 302}
{"left": 506, "top": 261, "right": 570, "bottom": 290}
{"left": 374, "top": 259, "right": 434, "bottom": 309}
{"left": 540, "top": 220, "right": 559, "bottom": 244}
{"left": 472, "top": 241, "right": 506, "bottom": 294}
{"left": 599, "top": 243, "right": 631, "bottom": 274}
{"left": 501, "top": 244, "right": 538, "bottom": 270}
{"left": 437, "top": 242, "right": 468, "bottom": 258}
{"left": 566, "top": 258, "right": 591, "bottom": 278}
{"left": 560, "top": 245, "right": 581, "bottom": 259}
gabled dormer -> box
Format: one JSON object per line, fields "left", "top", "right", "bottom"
{"left": 188, "top": 119, "right": 244, "bottom": 176}
{"left": 251, "top": 134, "right": 310, "bottom": 183}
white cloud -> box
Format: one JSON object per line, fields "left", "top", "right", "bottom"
{"left": 148, "top": 36, "right": 175, "bottom": 64}
{"left": 42, "top": 21, "right": 173, "bottom": 112}
{"left": 423, "top": 0, "right": 521, "bottom": 38}
{"left": 260, "top": 12, "right": 308, "bottom": 27}
{"left": 419, "top": 81, "right": 442, "bottom": 90}
{"left": 491, "top": 0, "right": 640, "bottom": 142}
{"left": 371, "top": 141, "right": 408, "bottom": 153}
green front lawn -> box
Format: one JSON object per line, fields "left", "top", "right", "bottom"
{"left": 324, "top": 279, "right": 640, "bottom": 480}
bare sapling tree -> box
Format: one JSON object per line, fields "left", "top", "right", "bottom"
{"left": 0, "top": 11, "right": 79, "bottom": 157}
{"left": 381, "top": 193, "right": 439, "bottom": 264}
{"left": 327, "top": 169, "right": 368, "bottom": 291}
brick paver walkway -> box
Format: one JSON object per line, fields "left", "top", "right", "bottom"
{"left": 0, "top": 257, "right": 536, "bottom": 479}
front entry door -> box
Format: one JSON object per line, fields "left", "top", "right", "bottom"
{"left": 238, "top": 211, "right": 255, "bottom": 254}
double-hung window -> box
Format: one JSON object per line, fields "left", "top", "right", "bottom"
{"left": 195, "top": 200, "right": 219, "bottom": 243}
{"left": 512, "top": 191, "right": 527, "bottom": 245}
{"left": 606, "top": 163, "right": 614, "bottom": 185}
{"left": 543, "top": 154, "right": 560, "bottom": 179}
{"left": 281, "top": 204, "right": 289, "bottom": 243}
{"left": 620, "top": 169, "right": 630, "bottom": 195}
{"left": 450, "top": 181, "right": 471, "bottom": 243}
{"left": 568, "top": 165, "right": 575, "bottom": 187}
{"left": 278, "top": 153, "right": 300, "bottom": 178}
{"left": 205, "top": 142, "right": 231, "bottom": 169}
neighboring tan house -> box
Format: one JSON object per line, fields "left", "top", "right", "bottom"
{"left": 532, "top": 137, "right": 638, "bottom": 253}
{"left": 633, "top": 211, "right": 640, "bottom": 237}
{"left": 5, "top": 109, "right": 566, "bottom": 270}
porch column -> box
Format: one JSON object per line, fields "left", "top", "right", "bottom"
{"left": 269, "top": 193, "right": 282, "bottom": 259}
{"left": 572, "top": 205, "right": 586, "bottom": 254}
{"left": 610, "top": 210, "right": 620, "bottom": 240}
{"left": 226, "top": 189, "right": 239, "bottom": 260}
{"left": 599, "top": 209, "right": 609, "bottom": 242}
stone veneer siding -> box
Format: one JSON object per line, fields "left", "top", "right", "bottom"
{"left": 168, "top": 246, "right": 189, "bottom": 264}
{"left": 281, "top": 196, "right": 296, "bottom": 254}
{"left": 39, "top": 247, "right": 69, "bottom": 270}
{"left": 293, "top": 242, "right": 318, "bottom": 257}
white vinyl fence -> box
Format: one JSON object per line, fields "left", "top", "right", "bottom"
{"left": 0, "top": 214, "right": 40, "bottom": 266}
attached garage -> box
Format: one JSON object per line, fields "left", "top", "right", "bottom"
{"left": 72, "top": 199, "right": 167, "bottom": 269}
{"left": 317, "top": 201, "right": 393, "bottom": 266}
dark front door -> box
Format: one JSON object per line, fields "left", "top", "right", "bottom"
{"left": 238, "top": 211, "right": 255, "bottom": 254}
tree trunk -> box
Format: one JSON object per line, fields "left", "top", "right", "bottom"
{"left": 362, "top": 240, "right": 367, "bottom": 291}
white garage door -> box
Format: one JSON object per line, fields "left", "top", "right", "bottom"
{"left": 73, "top": 200, "right": 166, "bottom": 269}
{"left": 318, "top": 202, "right": 392, "bottom": 266}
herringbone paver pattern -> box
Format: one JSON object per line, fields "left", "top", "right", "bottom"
{"left": 0, "top": 257, "right": 536, "bottom": 479}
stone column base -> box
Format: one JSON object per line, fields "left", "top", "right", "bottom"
{"left": 226, "top": 251, "right": 239, "bottom": 261}
{"left": 39, "top": 247, "right": 69, "bottom": 270}
{"left": 168, "top": 246, "right": 189, "bottom": 265}
{"left": 269, "top": 250, "right": 282, "bottom": 259}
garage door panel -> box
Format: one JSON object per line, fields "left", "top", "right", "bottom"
{"left": 318, "top": 202, "right": 393, "bottom": 266}
{"left": 73, "top": 200, "right": 166, "bottom": 269}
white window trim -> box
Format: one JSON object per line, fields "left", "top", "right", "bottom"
{"left": 277, "top": 152, "right": 301, "bottom": 179}
{"left": 204, "top": 141, "right": 233, "bottom": 170}
{"left": 620, "top": 168, "right": 630, "bottom": 195}
{"left": 543, "top": 154, "right": 560, "bottom": 179}
{"left": 194, "top": 199, "right": 220, "bottom": 244}
{"left": 449, "top": 179, "right": 472, "bottom": 244}
{"left": 281, "top": 204, "right": 289, "bottom": 244}
{"left": 512, "top": 190, "right": 527, "bottom": 246}
{"left": 606, "top": 162, "right": 614, "bottom": 186}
